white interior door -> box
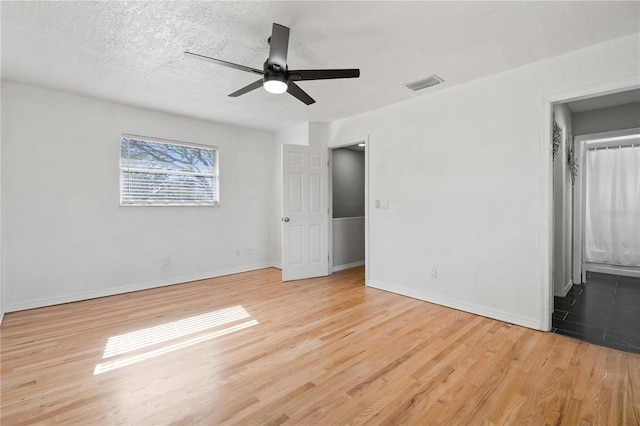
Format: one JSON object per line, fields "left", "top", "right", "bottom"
{"left": 282, "top": 144, "right": 329, "bottom": 281}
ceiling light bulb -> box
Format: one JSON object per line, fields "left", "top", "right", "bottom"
{"left": 358, "top": 143, "right": 366, "bottom": 147}
{"left": 264, "top": 79, "right": 288, "bottom": 94}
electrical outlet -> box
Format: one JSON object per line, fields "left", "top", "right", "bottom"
{"left": 430, "top": 267, "right": 437, "bottom": 278}
{"left": 235, "top": 249, "right": 241, "bottom": 256}
{"left": 247, "top": 248, "right": 255, "bottom": 255}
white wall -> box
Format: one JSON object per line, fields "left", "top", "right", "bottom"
{"left": 0, "top": 11, "right": 3, "bottom": 323}
{"left": 0, "top": 78, "right": 3, "bottom": 323}
{"left": 275, "top": 122, "right": 310, "bottom": 146}
{"left": 327, "top": 34, "right": 639, "bottom": 330}
{"left": 1, "top": 82, "right": 276, "bottom": 312}
{"left": 552, "top": 104, "right": 573, "bottom": 297}
{"left": 270, "top": 139, "right": 283, "bottom": 269}
{"left": 573, "top": 102, "right": 640, "bottom": 136}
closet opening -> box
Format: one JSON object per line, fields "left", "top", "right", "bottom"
{"left": 329, "top": 142, "right": 367, "bottom": 277}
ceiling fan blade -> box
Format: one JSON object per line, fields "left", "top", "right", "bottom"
{"left": 267, "top": 23, "right": 290, "bottom": 71}
{"left": 228, "top": 79, "right": 264, "bottom": 97}
{"left": 287, "top": 82, "right": 315, "bottom": 105}
{"left": 185, "top": 51, "right": 263, "bottom": 75}
{"left": 288, "top": 69, "right": 360, "bottom": 81}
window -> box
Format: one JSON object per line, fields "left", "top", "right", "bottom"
{"left": 120, "top": 135, "right": 219, "bottom": 206}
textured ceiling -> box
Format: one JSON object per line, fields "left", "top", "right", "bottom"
{"left": 2, "top": 1, "right": 639, "bottom": 132}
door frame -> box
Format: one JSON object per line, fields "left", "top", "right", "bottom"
{"left": 541, "top": 76, "right": 639, "bottom": 331}
{"left": 328, "top": 137, "right": 370, "bottom": 283}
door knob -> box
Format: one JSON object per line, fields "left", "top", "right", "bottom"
{"left": 283, "top": 217, "right": 290, "bottom": 222}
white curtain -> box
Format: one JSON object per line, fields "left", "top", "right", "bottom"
{"left": 585, "top": 145, "right": 640, "bottom": 266}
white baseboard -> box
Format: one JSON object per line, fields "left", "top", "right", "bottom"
{"left": 367, "top": 280, "right": 541, "bottom": 331}
{"left": 3, "top": 262, "right": 274, "bottom": 313}
{"left": 271, "top": 262, "right": 282, "bottom": 270}
{"left": 561, "top": 279, "right": 573, "bottom": 297}
{"left": 0, "top": 310, "right": 4, "bottom": 325}
{"left": 332, "top": 260, "right": 365, "bottom": 273}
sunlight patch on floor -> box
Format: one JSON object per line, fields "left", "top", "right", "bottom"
{"left": 102, "top": 305, "right": 250, "bottom": 358}
{"left": 94, "top": 305, "right": 258, "bottom": 375}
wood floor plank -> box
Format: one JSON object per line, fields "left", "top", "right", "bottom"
{"left": 2, "top": 266, "right": 639, "bottom": 425}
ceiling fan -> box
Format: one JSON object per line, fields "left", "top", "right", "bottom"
{"left": 185, "top": 23, "right": 360, "bottom": 105}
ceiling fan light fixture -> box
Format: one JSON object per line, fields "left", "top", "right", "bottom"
{"left": 264, "top": 75, "right": 288, "bottom": 94}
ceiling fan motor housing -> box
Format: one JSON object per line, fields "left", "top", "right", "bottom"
{"left": 263, "top": 60, "right": 287, "bottom": 79}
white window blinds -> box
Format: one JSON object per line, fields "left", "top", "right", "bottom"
{"left": 120, "top": 135, "right": 219, "bottom": 206}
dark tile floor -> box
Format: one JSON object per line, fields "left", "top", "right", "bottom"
{"left": 552, "top": 272, "right": 640, "bottom": 354}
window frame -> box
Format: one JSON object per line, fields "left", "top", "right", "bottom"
{"left": 119, "top": 134, "right": 220, "bottom": 207}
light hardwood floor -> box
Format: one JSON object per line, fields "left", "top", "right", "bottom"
{"left": 1, "top": 267, "right": 639, "bottom": 425}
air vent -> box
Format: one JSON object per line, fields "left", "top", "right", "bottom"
{"left": 405, "top": 75, "right": 444, "bottom": 91}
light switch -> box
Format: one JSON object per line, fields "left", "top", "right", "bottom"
{"left": 380, "top": 200, "right": 389, "bottom": 209}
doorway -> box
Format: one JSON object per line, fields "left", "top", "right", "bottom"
{"left": 549, "top": 89, "right": 640, "bottom": 353}
{"left": 329, "top": 142, "right": 367, "bottom": 277}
